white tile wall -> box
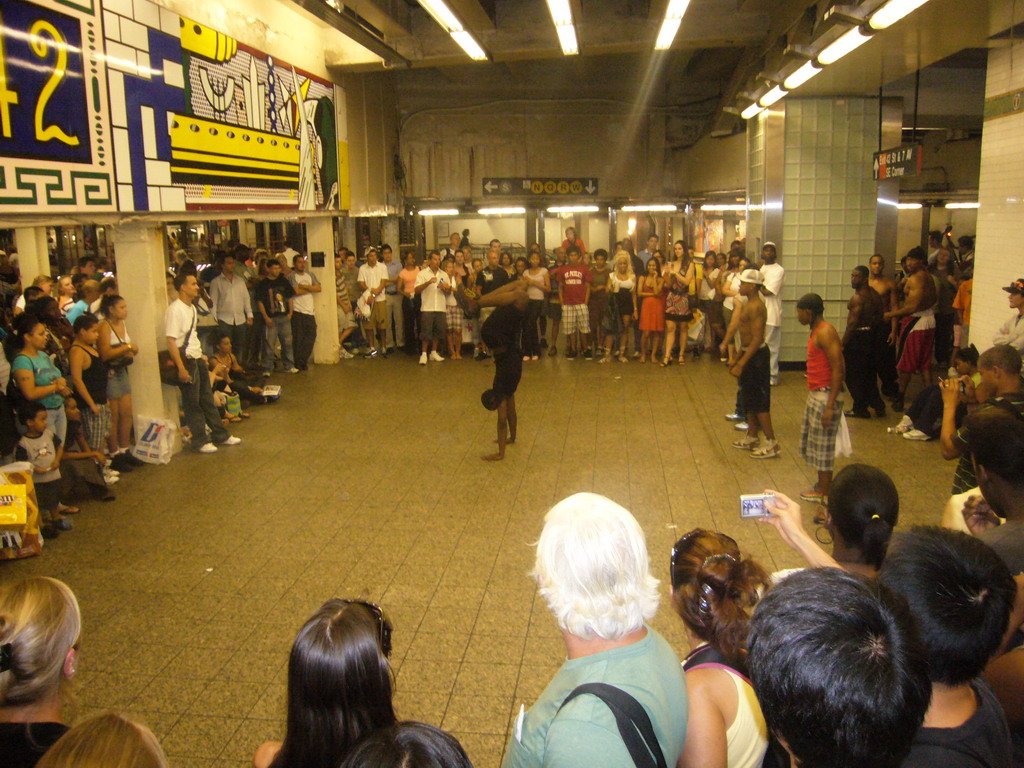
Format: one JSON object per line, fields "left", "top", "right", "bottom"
{"left": 972, "top": 43, "right": 1024, "bottom": 350}
{"left": 776, "top": 99, "right": 880, "bottom": 362}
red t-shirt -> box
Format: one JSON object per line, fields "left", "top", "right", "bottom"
{"left": 554, "top": 265, "right": 591, "bottom": 305}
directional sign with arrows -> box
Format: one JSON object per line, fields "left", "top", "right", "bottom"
{"left": 482, "top": 178, "right": 600, "bottom": 197}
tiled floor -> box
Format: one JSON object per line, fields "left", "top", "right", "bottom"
{"left": 3, "top": 352, "right": 955, "bottom": 767}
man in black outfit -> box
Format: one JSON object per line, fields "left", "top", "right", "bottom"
{"left": 463, "top": 280, "right": 527, "bottom": 461}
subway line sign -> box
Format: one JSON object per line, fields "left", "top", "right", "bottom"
{"left": 872, "top": 145, "right": 922, "bottom": 181}
{"left": 482, "top": 177, "right": 599, "bottom": 196}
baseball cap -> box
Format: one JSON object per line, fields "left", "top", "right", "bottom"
{"left": 796, "top": 293, "right": 825, "bottom": 314}
{"left": 364, "top": 246, "right": 378, "bottom": 259}
{"left": 763, "top": 241, "right": 777, "bottom": 249}
{"left": 1003, "top": 278, "right": 1024, "bottom": 296}
{"left": 739, "top": 268, "right": 764, "bottom": 285}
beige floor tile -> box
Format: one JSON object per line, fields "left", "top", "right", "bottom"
{"left": 442, "top": 695, "right": 515, "bottom": 734}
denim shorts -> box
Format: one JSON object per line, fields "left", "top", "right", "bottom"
{"left": 107, "top": 368, "right": 131, "bottom": 399}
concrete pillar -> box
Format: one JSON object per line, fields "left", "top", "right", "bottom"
{"left": 14, "top": 227, "right": 51, "bottom": 284}
{"left": 112, "top": 223, "right": 181, "bottom": 450}
{"left": 305, "top": 218, "right": 340, "bottom": 364}
{"left": 240, "top": 220, "right": 258, "bottom": 248}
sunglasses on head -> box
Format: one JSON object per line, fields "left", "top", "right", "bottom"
{"left": 342, "top": 600, "right": 393, "bottom": 658}
{"left": 669, "top": 528, "right": 738, "bottom": 591}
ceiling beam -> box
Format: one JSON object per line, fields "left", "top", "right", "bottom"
{"left": 287, "top": 0, "right": 409, "bottom": 66}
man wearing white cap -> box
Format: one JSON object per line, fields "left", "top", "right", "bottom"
{"left": 760, "top": 242, "right": 785, "bottom": 385}
{"left": 721, "top": 269, "right": 779, "bottom": 458}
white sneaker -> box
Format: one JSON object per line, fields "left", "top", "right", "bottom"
{"left": 221, "top": 436, "right": 242, "bottom": 446}
{"left": 340, "top": 349, "right": 354, "bottom": 359}
{"left": 104, "top": 474, "right": 120, "bottom": 485}
{"left": 419, "top": 352, "right": 428, "bottom": 365}
{"left": 287, "top": 367, "right": 300, "bottom": 373}
{"left": 429, "top": 351, "right": 445, "bottom": 362}
{"left": 198, "top": 443, "right": 218, "bottom": 454}
{"left": 902, "top": 429, "right": 931, "bottom": 441}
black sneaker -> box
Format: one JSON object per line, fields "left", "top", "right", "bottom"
{"left": 110, "top": 453, "right": 135, "bottom": 472}
{"left": 565, "top": 350, "right": 577, "bottom": 359}
{"left": 124, "top": 452, "right": 145, "bottom": 467}
{"left": 890, "top": 395, "right": 904, "bottom": 413}
{"left": 583, "top": 349, "right": 593, "bottom": 360}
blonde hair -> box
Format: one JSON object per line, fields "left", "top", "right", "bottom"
{"left": 613, "top": 252, "right": 634, "bottom": 279}
{"left": 0, "top": 578, "right": 81, "bottom": 707}
{"left": 252, "top": 248, "right": 271, "bottom": 261}
{"left": 36, "top": 712, "right": 168, "bottom": 768}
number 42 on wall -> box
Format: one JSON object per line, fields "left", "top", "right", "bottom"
{"left": 0, "top": 10, "right": 80, "bottom": 146}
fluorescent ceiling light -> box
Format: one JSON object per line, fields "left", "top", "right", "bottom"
{"left": 478, "top": 207, "right": 526, "bottom": 215}
{"left": 546, "top": 0, "right": 573, "bottom": 25}
{"left": 758, "top": 85, "right": 786, "bottom": 108}
{"left": 621, "top": 204, "right": 678, "bottom": 212}
{"left": 896, "top": 203, "right": 922, "bottom": 210}
{"left": 450, "top": 30, "right": 488, "bottom": 60}
{"left": 741, "top": 102, "right": 764, "bottom": 120}
{"left": 869, "top": 0, "right": 932, "bottom": 30}
{"left": 547, "top": 205, "right": 600, "bottom": 213}
{"left": 655, "top": 0, "right": 691, "bottom": 50}
{"left": 945, "top": 202, "right": 980, "bottom": 209}
{"left": 783, "top": 61, "right": 822, "bottom": 90}
{"left": 416, "top": 0, "right": 488, "bottom": 61}
{"left": 417, "top": 0, "right": 463, "bottom": 32}
{"left": 555, "top": 24, "right": 578, "bottom": 55}
{"left": 817, "top": 27, "right": 870, "bottom": 65}
{"left": 418, "top": 208, "right": 460, "bottom": 216}
{"left": 701, "top": 204, "right": 747, "bottom": 212}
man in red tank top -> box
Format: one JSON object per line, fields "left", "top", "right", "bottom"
{"left": 797, "top": 293, "right": 845, "bottom": 506}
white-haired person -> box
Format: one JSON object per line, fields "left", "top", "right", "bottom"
{"left": 0, "top": 577, "right": 81, "bottom": 768}
{"left": 502, "top": 493, "right": 688, "bottom": 768}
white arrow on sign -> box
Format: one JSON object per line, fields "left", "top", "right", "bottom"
{"left": 484, "top": 181, "right": 497, "bottom": 193}
{"left": 585, "top": 180, "right": 596, "bottom": 194}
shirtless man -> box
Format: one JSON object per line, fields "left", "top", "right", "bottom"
{"left": 462, "top": 280, "right": 528, "bottom": 461}
{"left": 843, "top": 266, "right": 887, "bottom": 418}
{"left": 720, "top": 269, "right": 779, "bottom": 459}
{"left": 884, "top": 247, "right": 938, "bottom": 412}
{"left": 869, "top": 253, "right": 900, "bottom": 400}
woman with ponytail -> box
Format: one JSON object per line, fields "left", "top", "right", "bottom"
{"left": 761, "top": 463, "right": 900, "bottom": 578}
{"left": 669, "top": 529, "right": 771, "bottom": 768}
{"left": 0, "top": 577, "right": 81, "bottom": 767}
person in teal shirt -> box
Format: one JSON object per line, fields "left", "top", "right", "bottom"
{"left": 502, "top": 493, "right": 687, "bottom": 768}
{"left": 9, "top": 314, "right": 72, "bottom": 443}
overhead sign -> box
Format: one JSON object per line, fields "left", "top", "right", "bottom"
{"left": 482, "top": 177, "right": 599, "bottom": 196}
{"left": 873, "top": 145, "right": 922, "bottom": 181}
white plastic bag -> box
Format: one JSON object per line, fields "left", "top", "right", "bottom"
{"left": 132, "top": 416, "right": 176, "bottom": 464}
{"left": 835, "top": 411, "right": 853, "bottom": 458}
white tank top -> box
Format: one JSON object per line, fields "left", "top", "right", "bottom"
{"left": 723, "top": 668, "right": 769, "bottom": 768}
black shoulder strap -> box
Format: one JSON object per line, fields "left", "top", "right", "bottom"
{"left": 557, "top": 683, "right": 667, "bottom": 768}
{"left": 987, "top": 396, "right": 1024, "bottom": 422}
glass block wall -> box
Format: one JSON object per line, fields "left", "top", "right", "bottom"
{"left": 778, "top": 98, "right": 880, "bottom": 363}
{"left": 746, "top": 112, "right": 766, "bottom": 254}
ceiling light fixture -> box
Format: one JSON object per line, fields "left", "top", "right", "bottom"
{"left": 477, "top": 207, "right": 527, "bottom": 215}
{"left": 896, "top": 203, "right": 923, "bottom": 210}
{"left": 546, "top": 0, "right": 579, "bottom": 56}
{"left": 621, "top": 204, "right": 678, "bottom": 212}
{"left": 868, "top": 0, "right": 932, "bottom": 30}
{"left": 655, "top": 0, "right": 692, "bottom": 50}
{"left": 741, "top": 102, "right": 764, "bottom": 120}
{"left": 758, "top": 85, "right": 787, "bottom": 108}
{"left": 783, "top": 60, "right": 822, "bottom": 90}
{"left": 944, "top": 202, "right": 980, "bottom": 209}
{"left": 416, "top": 0, "right": 489, "bottom": 61}
{"left": 547, "top": 205, "right": 600, "bottom": 213}
{"left": 418, "top": 208, "right": 461, "bottom": 216}
{"left": 700, "top": 204, "right": 747, "bottom": 212}
{"left": 817, "top": 26, "right": 870, "bottom": 65}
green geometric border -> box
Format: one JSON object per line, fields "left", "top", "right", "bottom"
{"left": 52, "top": 0, "right": 94, "bottom": 16}
{"left": 0, "top": 167, "right": 113, "bottom": 206}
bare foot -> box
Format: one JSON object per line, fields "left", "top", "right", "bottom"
{"left": 493, "top": 438, "right": 516, "bottom": 444}
{"left": 482, "top": 452, "right": 504, "bottom": 461}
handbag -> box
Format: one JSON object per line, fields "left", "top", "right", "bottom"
{"left": 108, "top": 326, "right": 134, "bottom": 370}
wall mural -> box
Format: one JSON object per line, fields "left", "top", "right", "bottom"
{"left": 0, "top": 0, "right": 116, "bottom": 213}
{"left": 0, "top": 0, "right": 344, "bottom": 214}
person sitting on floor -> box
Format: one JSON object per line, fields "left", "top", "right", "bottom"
{"left": 891, "top": 345, "right": 983, "bottom": 441}
{"left": 0, "top": 577, "right": 81, "bottom": 768}
{"left": 59, "top": 398, "right": 116, "bottom": 501}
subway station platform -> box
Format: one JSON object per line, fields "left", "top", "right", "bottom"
{"left": 4, "top": 356, "right": 953, "bottom": 768}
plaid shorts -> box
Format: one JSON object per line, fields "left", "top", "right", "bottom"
{"left": 446, "top": 304, "right": 462, "bottom": 331}
{"left": 562, "top": 303, "right": 590, "bottom": 334}
{"left": 799, "top": 391, "right": 843, "bottom": 472}
{"left": 81, "top": 403, "right": 112, "bottom": 453}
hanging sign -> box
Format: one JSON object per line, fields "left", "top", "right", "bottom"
{"left": 872, "top": 145, "right": 922, "bottom": 180}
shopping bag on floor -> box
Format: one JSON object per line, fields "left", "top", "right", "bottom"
{"left": 132, "top": 416, "right": 176, "bottom": 464}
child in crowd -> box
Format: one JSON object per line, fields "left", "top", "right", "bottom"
{"left": 443, "top": 256, "right": 463, "bottom": 359}
{"left": 15, "top": 402, "right": 73, "bottom": 536}
{"left": 62, "top": 397, "right": 117, "bottom": 501}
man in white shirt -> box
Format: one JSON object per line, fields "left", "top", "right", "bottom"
{"left": 637, "top": 234, "right": 659, "bottom": 267}
{"left": 993, "top": 278, "right": 1024, "bottom": 353}
{"left": 357, "top": 247, "right": 390, "bottom": 358}
{"left": 165, "top": 273, "right": 240, "bottom": 454}
{"left": 414, "top": 250, "right": 451, "bottom": 364}
{"left": 760, "top": 242, "right": 785, "bottom": 385}
{"left": 382, "top": 244, "right": 403, "bottom": 353}
{"left": 14, "top": 275, "right": 54, "bottom": 316}
{"left": 210, "top": 253, "right": 253, "bottom": 363}
{"left": 288, "top": 254, "right": 321, "bottom": 371}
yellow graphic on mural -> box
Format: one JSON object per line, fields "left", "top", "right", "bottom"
{"left": 179, "top": 18, "right": 237, "bottom": 63}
